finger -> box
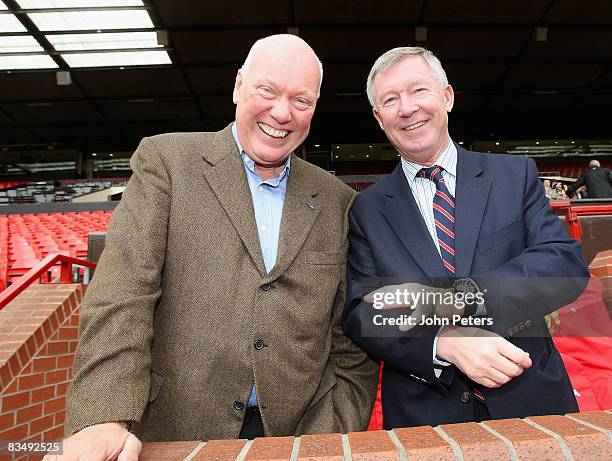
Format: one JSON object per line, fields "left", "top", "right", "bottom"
{"left": 490, "top": 354, "right": 525, "bottom": 378}
{"left": 498, "top": 340, "right": 531, "bottom": 366}
{"left": 475, "top": 377, "right": 502, "bottom": 389}
{"left": 117, "top": 434, "right": 142, "bottom": 461}
{"left": 483, "top": 366, "right": 512, "bottom": 386}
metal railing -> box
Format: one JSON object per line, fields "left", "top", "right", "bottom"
{"left": 0, "top": 254, "right": 96, "bottom": 310}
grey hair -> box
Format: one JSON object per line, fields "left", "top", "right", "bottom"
{"left": 241, "top": 34, "right": 323, "bottom": 95}
{"left": 366, "top": 46, "right": 448, "bottom": 106}
{"left": 589, "top": 159, "right": 600, "bottom": 167}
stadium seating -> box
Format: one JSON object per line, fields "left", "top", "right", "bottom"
{"left": 3, "top": 211, "right": 112, "bottom": 287}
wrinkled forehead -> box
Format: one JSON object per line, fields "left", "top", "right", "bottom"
{"left": 374, "top": 56, "right": 440, "bottom": 92}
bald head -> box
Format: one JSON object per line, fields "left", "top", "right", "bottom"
{"left": 241, "top": 34, "right": 323, "bottom": 95}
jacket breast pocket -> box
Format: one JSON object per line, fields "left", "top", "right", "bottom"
{"left": 304, "top": 250, "right": 345, "bottom": 265}
{"left": 478, "top": 218, "right": 524, "bottom": 253}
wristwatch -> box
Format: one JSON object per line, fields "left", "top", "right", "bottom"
{"left": 451, "top": 277, "right": 481, "bottom": 317}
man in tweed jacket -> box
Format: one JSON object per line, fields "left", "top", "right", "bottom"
{"left": 53, "top": 35, "right": 378, "bottom": 460}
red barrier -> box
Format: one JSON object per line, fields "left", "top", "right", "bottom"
{"left": 0, "top": 253, "right": 96, "bottom": 309}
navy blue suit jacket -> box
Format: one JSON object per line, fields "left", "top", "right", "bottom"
{"left": 343, "top": 145, "right": 589, "bottom": 428}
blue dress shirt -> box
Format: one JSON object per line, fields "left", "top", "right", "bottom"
{"left": 231, "top": 123, "right": 290, "bottom": 407}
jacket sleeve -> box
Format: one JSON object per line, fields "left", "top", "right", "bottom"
{"left": 473, "top": 157, "right": 589, "bottom": 337}
{"left": 296, "top": 190, "right": 379, "bottom": 434}
{"left": 65, "top": 137, "right": 170, "bottom": 435}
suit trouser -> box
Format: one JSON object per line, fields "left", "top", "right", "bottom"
{"left": 239, "top": 406, "right": 264, "bottom": 439}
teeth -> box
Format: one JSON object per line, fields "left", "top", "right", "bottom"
{"left": 407, "top": 121, "right": 427, "bottom": 130}
{"left": 258, "top": 123, "right": 289, "bottom": 139}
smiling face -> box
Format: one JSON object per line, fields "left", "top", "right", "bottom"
{"left": 233, "top": 37, "right": 321, "bottom": 169}
{"left": 371, "top": 55, "right": 454, "bottom": 166}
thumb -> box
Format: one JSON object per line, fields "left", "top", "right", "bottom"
{"left": 520, "top": 352, "right": 532, "bottom": 369}
{"left": 117, "top": 433, "right": 142, "bottom": 461}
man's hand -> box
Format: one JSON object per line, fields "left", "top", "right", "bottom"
{"left": 364, "top": 283, "right": 463, "bottom": 331}
{"left": 436, "top": 326, "right": 532, "bottom": 388}
{"left": 42, "top": 422, "right": 141, "bottom": 461}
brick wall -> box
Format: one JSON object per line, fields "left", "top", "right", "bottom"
{"left": 590, "top": 249, "right": 612, "bottom": 314}
{"left": 0, "top": 284, "right": 84, "bottom": 460}
{"left": 137, "top": 411, "right": 612, "bottom": 460}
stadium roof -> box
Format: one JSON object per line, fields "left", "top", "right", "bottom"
{"left": 0, "top": 0, "right": 611, "bottom": 158}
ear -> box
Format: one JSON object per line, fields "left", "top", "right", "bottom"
{"left": 232, "top": 70, "right": 243, "bottom": 104}
{"left": 443, "top": 84, "right": 455, "bottom": 112}
{"left": 372, "top": 107, "right": 384, "bottom": 130}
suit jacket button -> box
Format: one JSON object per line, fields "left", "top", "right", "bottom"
{"left": 254, "top": 339, "right": 265, "bottom": 350}
{"left": 460, "top": 392, "right": 471, "bottom": 403}
{"left": 261, "top": 283, "right": 272, "bottom": 291}
{"left": 233, "top": 400, "right": 244, "bottom": 411}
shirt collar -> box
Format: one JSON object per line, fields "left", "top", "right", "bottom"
{"left": 400, "top": 140, "right": 457, "bottom": 181}
{"left": 231, "top": 122, "right": 291, "bottom": 185}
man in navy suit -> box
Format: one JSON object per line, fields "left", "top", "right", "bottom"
{"left": 343, "top": 46, "right": 589, "bottom": 428}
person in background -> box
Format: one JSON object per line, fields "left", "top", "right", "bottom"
{"left": 566, "top": 159, "right": 612, "bottom": 198}
{"left": 542, "top": 179, "right": 553, "bottom": 199}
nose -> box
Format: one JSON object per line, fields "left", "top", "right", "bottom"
{"left": 397, "top": 93, "right": 419, "bottom": 118}
{"left": 270, "top": 98, "right": 292, "bottom": 124}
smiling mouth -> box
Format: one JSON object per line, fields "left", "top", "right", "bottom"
{"left": 258, "top": 122, "right": 289, "bottom": 139}
{"left": 404, "top": 120, "right": 427, "bottom": 131}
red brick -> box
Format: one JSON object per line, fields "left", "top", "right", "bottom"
{"left": 54, "top": 411, "right": 65, "bottom": 426}
{"left": 55, "top": 382, "right": 69, "bottom": 396}
{"left": 0, "top": 342, "right": 21, "bottom": 352}
{"left": 58, "top": 328, "right": 78, "bottom": 341}
{"left": 0, "top": 413, "right": 14, "bottom": 432}
{"left": 0, "top": 334, "right": 30, "bottom": 343}
{"left": 32, "top": 358, "right": 56, "bottom": 373}
{"left": 348, "top": 431, "right": 400, "bottom": 461}
{"left": 192, "top": 439, "right": 247, "bottom": 461}
{"left": 484, "top": 418, "right": 565, "bottom": 460}
{"left": 43, "top": 425, "right": 63, "bottom": 441}
{"left": 31, "top": 385, "right": 55, "bottom": 404}
{"left": 70, "top": 314, "right": 80, "bottom": 326}
{"left": 33, "top": 328, "right": 45, "bottom": 349}
{"left": 1, "top": 391, "right": 31, "bottom": 412}
{"left": 393, "top": 426, "right": 454, "bottom": 460}
{"left": 3, "top": 380, "right": 18, "bottom": 394}
{"left": 68, "top": 342, "right": 78, "bottom": 353}
{"left": 297, "top": 433, "right": 343, "bottom": 461}
{"left": 24, "top": 337, "right": 37, "bottom": 358}
{"left": 8, "top": 356, "right": 21, "bottom": 377}
{"left": 528, "top": 414, "right": 612, "bottom": 460}
{"left": 568, "top": 410, "right": 612, "bottom": 431}
{"left": 43, "top": 397, "right": 64, "bottom": 415}
{"left": 140, "top": 441, "right": 201, "bottom": 461}
{"left": 245, "top": 436, "right": 294, "bottom": 461}
{"left": 56, "top": 355, "right": 74, "bottom": 369}
{"left": 0, "top": 423, "right": 28, "bottom": 441}
{"left": 440, "top": 422, "right": 511, "bottom": 460}
{"left": 45, "top": 341, "right": 69, "bottom": 355}
{"left": 17, "top": 373, "right": 45, "bottom": 391}
{"left": 16, "top": 347, "right": 30, "bottom": 369}
{"left": 16, "top": 404, "right": 43, "bottom": 425}
{"left": 0, "top": 364, "right": 13, "bottom": 390}
{"left": 45, "top": 370, "right": 67, "bottom": 386}
{"left": 29, "top": 415, "right": 54, "bottom": 436}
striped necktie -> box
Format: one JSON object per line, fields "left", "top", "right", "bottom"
{"left": 418, "top": 165, "right": 456, "bottom": 274}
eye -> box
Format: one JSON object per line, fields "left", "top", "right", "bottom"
{"left": 382, "top": 96, "right": 398, "bottom": 107}
{"left": 256, "top": 86, "right": 276, "bottom": 98}
{"left": 294, "top": 97, "right": 312, "bottom": 109}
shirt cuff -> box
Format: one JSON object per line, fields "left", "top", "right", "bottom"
{"left": 433, "top": 325, "right": 451, "bottom": 375}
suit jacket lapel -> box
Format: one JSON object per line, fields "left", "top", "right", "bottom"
{"left": 268, "top": 156, "right": 321, "bottom": 280}
{"left": 454, "top": 146, "right": 491, "bottom": 276}
{"left": 380, "top": 165, "right": 448, "bottom": 279}
{"left": 202, "top": 125, "right": 267, "bottom": 276}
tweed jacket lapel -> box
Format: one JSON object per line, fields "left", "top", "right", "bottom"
{"left": 201, "top": 125, "right": 267, "bottom": 276}
{"left": 267, "top": 156, "right": 321, "bottom": 280}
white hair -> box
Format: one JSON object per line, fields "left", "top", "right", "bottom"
{"left": 241, "top": 34, "right": 323, "bottom": 94}
{"left": 366, "top": 46, "right": 448, "bottom": 106}
{"left": 589, "top": 159, "right": 600, "bottom": 168}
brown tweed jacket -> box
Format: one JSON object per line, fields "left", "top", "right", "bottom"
{"left": 65, "top": 125, "right": 379, "bottom": 442}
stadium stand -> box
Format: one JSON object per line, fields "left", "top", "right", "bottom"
{"left": 3, "top": 211, "right": 112, "bottom": 288}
